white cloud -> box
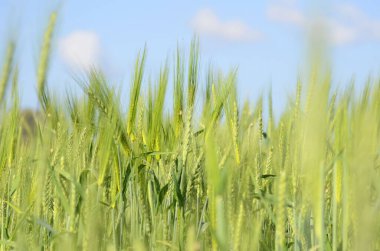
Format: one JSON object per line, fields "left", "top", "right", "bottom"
{"left": 59, "top": 31, "right": 101, "bottom": 71}
{"left": 336, "top": 4, "right": 380, "bottom": 41}
{"left": 325, "top": 19, "right": 358, "bottom": 45}
{"left": 267, "top": 3, "right": 380, "bottom": 45}
{"left": 191, "top": 8, "right": 262, "bottom": 43}
{"left": 267, "top": 5, "right": 305, "bottom": 27}
{"left": 336, "top": 4, "right": 367, "bottom": 23}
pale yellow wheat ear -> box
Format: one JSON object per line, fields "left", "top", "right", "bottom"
{"left": 0, "top": 41, "right": 15, "bottom": 104}
{"left": 226, "top": 73, "right": 240, "bottom": 165}
{"left": 275, "top": 171, "right": 287, "bottom": 251}
{"left": 127, "top": 47, "right": 146, "bottom": 137}
{"left": 37, "top": 11, "right": 57, "bottom": 106}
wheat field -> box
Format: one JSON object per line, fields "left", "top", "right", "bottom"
{"left": 0, "top": 11, "right": 380, "bottom": 251}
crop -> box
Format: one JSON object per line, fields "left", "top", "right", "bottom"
{"left": 0, "top": 12, "right": 380, "bottom": 251}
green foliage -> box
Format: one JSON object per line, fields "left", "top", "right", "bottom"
{"left": 0, "top": 13, "right": 380, "bottom": 251}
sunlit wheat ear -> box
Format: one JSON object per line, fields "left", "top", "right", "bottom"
{"left": 225, "top": 72, "right": 240, "bottom": 165}
{"left": 182, "top": 39, "right": 199, "bottom": 165}
{"left": 0, "top": 41, "right": 15, "bottom": 104}
{"left": 182, "top": 105, "right": 193, "bottom": 166}
{"left": 267, "top": 88, "right": 274, "bottom": 138}
{"left": 136, "top": 98, "right": 145, "bottom": 142}
{"left": 37, "top": 11, "right": 57, "bottom": 106}
{"left": 173, "top": 46, "right": 184, "bottom": 138}
{"left": 127, "top": 48, "right": 146, "bottom": 137}
{"left": 187, "top": 38, "right": 199, "bottom": 109}
{"left": 263, "top": 146, "right": 273, "bottom": 189}
{"left": 233, "top": 202, "right": 244, "bottom": 251}
{"left": 275, "top": 171, "right": 286, "bottom": 251}
{"left": 232, "top": 101, "right": 240, "bottom": 164}
{"left": 295, "top": 78, "right": 302, "bottom": 119}
{"left": 187, "top": 152, "right": 204, "bottom": 201}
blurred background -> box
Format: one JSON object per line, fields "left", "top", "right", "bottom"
{"left": 0, "top": 0, "right": 379, "bottom": 112}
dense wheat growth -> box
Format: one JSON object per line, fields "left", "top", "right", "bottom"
{"left": 0, "top": 13, "right": 380, "bottom": 251}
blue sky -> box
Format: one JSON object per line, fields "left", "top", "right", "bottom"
{"left": 0, "top": 0, "right": 380, "bottom": 112}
